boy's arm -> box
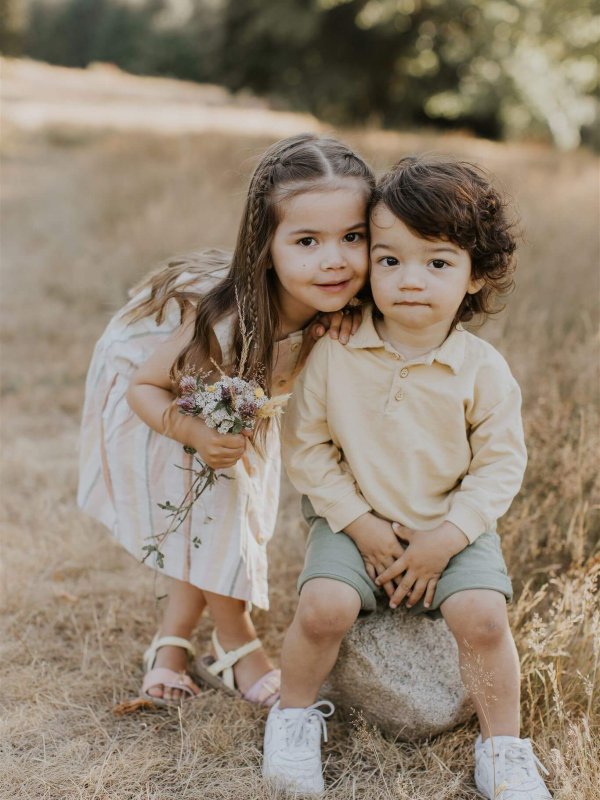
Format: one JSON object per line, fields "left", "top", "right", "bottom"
{"left": 283, "top": 340, "right": 372, "bottom": 532}
{"left": 376, "top": 365, "right": 527, "bottom": 609}
{"left": 445, "top": 382, "right": 527, "bottom": 543}
{"left": 283, "top": 344, "right": 405, "bottom": 596}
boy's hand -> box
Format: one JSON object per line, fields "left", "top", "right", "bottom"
{"left": 189, "top": 419, "right": 247, "bottom": 470}
{"left": 311, "top": 305, "right": 362, "bottom": 345}
{"left": 376, "top": 522, "right": 469, "bottom": 610}
{"left": 344, "top": 513, "right": 405, "bottom": 598}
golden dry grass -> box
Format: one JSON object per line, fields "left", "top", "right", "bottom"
{"left": 1, "top": 63, "right": 599, "bottom": 800}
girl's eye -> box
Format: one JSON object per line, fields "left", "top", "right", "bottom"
{"left": 343, "top": 232, "right": 363, "bottom": 243}
{"left": 431, "top": 259, "right": 448, "bottom": 269}
{"left": 297, "top": 237, "right": 316, "bottom": 247}
{"left": 379, "top": 256, "right": 398, "bottom": 267}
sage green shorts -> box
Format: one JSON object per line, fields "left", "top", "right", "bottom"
{"left": 297, "top": 497, "right": 513, "bottom": 618}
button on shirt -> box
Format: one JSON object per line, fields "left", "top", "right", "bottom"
{"left": 282, "top": 305, "right": 527, "bottom": 543}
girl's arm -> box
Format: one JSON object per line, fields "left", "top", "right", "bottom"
{"left": 127, "top": 317, "right": 247, "bottom": 470}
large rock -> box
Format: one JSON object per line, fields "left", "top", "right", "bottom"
{"left": 323, "top": 602, "right": 473, "bottom": 739}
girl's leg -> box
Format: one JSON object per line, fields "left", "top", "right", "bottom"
{"left": 279, "top": 578, "right": 361, "bottom": 708}
{"left": 148, "top": 577, "right": 207, "bottom": 701}
{"left": 202, "top": 590, "right": 276, "bottom": 693}
{"left": 441, "top": 589, "right": 520, "bottom": 739}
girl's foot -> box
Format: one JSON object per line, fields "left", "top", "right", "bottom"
{"left": 196, "top": 629, "right": 280, "bottom": 705}
{"left": 215, "top": 631, "right": 275, "bottom": 695}
{"left": 147, "top": 644, "right": 200, "bottom": 702}
{"left": 142, "top": 635, "right": 200, "bottom": 705}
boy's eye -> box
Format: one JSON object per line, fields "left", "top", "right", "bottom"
{"left": 379, "top": 256, "right": 398, "bottom": 267}
{"left": 343, "top": 232, "right": 363, "bottom": 243}
{"left": 297, "top": 237, "right": 317, "bottom": 247}
{"left": 431, "top": 259, "right": 448, "bottom": 269}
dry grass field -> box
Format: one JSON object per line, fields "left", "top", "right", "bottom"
{"left": 1, "top": 60, "right": 599, "bottom": 799}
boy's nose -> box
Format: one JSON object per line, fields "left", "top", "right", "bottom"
{"left": 398, "top": 263, "right": 425, "bottom": 289}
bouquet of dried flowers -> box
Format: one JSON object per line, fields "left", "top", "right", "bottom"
{"left": 142, "top": 361, "right": 289, "bottom": 568}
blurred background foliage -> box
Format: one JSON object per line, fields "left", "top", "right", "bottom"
{"left": 2, "top": 0, "right": 598, "bottom": 149}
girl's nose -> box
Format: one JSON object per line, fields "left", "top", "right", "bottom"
{"left": 321, "top": 244, "right": 347, "bottom": 269}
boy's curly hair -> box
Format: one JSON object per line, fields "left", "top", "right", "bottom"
{"left": 371, "top": 156, "right": 518, "bottom": 323}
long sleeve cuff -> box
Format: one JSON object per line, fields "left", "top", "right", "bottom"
{"left": 445, "top": 503, "right": 488, "bottom": 544}
{"left": 321, "top": 492, "right": 372, "bottom": 533}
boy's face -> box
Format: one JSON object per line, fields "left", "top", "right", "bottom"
{"left": 369, "top": 203, "right": 482, "bottom": 337}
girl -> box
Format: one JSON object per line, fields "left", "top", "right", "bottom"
{"left": 78, "top": 134, "right": 374, "bottom": 707}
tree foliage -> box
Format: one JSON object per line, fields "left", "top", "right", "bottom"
{"left": 10, "top": 0, "right": 599, "bottom": 148}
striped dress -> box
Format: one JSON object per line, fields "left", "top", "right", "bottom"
{"left": 77, "top": 267, "right": 304, "bottom": 609}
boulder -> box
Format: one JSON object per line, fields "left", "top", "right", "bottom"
{"left": 323, "top": 602, "right": 473, "bottom": 739}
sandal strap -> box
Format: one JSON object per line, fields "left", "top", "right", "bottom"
{"left": 205, "top": 629, "right": 262, "bottom": 689}
{"left": 243, "top": 668, "right": 281, "bottom": 706}
{"left": 143, "top": 634, "right": 196, "bottom": 672}
{"left": 142, "top": 667, "right": 197, "bottom": 698}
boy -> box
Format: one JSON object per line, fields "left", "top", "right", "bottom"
{"left": 262, "top": 157, "right": 551, "bottom": 799}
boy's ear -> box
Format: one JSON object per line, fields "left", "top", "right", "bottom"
{"left": 467, "top": 277, "right": 485, "bottom": 295}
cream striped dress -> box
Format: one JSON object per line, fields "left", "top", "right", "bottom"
{"left": 77, "top": 266, "right": 304, "bottom": 609}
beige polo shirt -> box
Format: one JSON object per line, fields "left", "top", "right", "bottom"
{"left": 282, "top": 305, "right": 527, "bottom": 544}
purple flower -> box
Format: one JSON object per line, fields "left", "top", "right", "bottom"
{"left": 179, "top": 375, "right": 197, "bottom": 395}
{"left": 177, "top": 395, "right": 197, "bottom": 413}
{"left": 238, "top": 400, "right": 258, "bottom": 419}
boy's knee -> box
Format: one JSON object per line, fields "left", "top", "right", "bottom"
{"left": 459, "top": 612, "right": 508, "bottom": 649}
{"left": 443, "top": 592, "right": 509, "bottom": 650}
{"left": 297, "top": 579, "right": 360, "bottom": 641}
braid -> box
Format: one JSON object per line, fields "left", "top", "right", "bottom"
{"left": 239, "top": 159, "right": 277, "bottom": 379}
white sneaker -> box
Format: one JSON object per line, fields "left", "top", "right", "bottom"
{"left": 474, "top": 735, "right": 552, "bottom": 799}
{"left": 262, "top": 700, "right": 335, "bottom": 795}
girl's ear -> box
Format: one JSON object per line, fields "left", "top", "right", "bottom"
{"left": 467, "top": 276, "right": 485, "bottom": 295}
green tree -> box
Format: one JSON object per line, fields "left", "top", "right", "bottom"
{"left": 18, "top": 0, "right": 599, "bottom": 148}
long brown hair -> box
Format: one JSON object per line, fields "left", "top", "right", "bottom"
{"left": 127, "top": 133, "right": 375, "bottom": 390}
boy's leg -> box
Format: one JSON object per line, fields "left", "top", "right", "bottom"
{"left": 148, "top": 577, "right": 206, "bottom": 701}
{"left": 442, "top": 589, "right": 551, "bottom": 799}
{"left": 280, "top": 577, "right": 362, "bottom": 708}
{"left": 264, "top": 577, "right": 361, "bottom": 795}
{"left": 441, "top": 588, "right": 519, "bottom": 738}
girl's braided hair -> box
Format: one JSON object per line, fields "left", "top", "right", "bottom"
{"left": 127, "top": 133, "right": 374, "bottom": 392}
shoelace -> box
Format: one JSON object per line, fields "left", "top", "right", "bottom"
{"left": 284, "top": 700, "right": 335, "bottom": 749}
{"left": 495, "top": 740, "right": 549, "bottom": 786}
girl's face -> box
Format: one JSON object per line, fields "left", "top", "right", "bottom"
{"left": 270, "top": 181, "right": 369, "bottom": 330}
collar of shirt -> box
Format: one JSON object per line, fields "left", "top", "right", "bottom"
{"left": 347, "top": 304, "right": 466, "bottom": 374}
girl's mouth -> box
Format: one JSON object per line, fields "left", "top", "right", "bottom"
{"left": 316, "top": 279, "right": 351, "bottom": 293}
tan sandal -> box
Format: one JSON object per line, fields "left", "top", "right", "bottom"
{"left": 141, "top": 634, "right": 200, "bottom": 707}
{"left": 195, "top": 629, "right": 280, "bottom": 707}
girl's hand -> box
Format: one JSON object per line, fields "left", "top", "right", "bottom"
{"left": 189, "top": 419, "right": 247, "bottom": 470}
{"left": 311, "top": 304, "right": 363, "bottom": 345}
{"left": 296, "top": 305, "right": 362, "bottom": 376}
